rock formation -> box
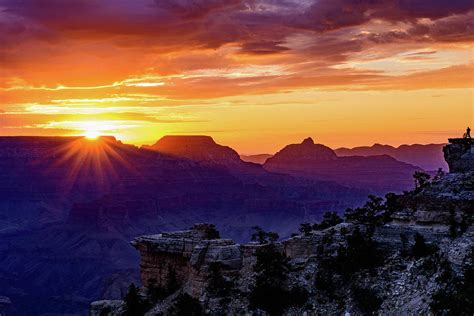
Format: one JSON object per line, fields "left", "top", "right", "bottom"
{"left": 91, "top": 138, "right": 473, "bottom": 315}
{"left": 443, "top": 138, "right": 474, "bottom": 173}
{"left": 336, "top": 143, "right": 448, "bottom": 171}
{"left": 144, "top": 135, "right": 241, "bottom": 164}
{"left": 0, "top": 136, "right": 368, "bottom": 315}
{"left": 264, "top": 137, "right": 421, "bottom": 194}
{"left": 240, "top": 154, "right": 273, "bottom": 165}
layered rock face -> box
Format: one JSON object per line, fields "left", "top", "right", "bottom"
{"left": 132, "top": 224, "right": 243, "bottom": 297}
{"left": 92, "top": 155, "right": 473, "bottom": 315}
{"left": 444, "top": 138, "right": 474, "bottom": 173}
{"left": 0, "top": 136, "right": 369, "bottom": 315}
{"left": 264, "top": 137, "right": 421, "bottom": 194}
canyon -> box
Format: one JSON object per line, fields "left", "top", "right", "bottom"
{"left": 91, "top": 137, "right": 473, "bottom": 315}
{"left": 1, "top": 135, "right": 470, "bottom": 315}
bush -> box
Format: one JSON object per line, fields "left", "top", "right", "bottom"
{"left": 352, "top": 286, "right": 382, "bottom": 315}
{"left": 250, "top": 226, "right": 279, "bottom": 244}
{"left": 250, "top": 282, "right": 290, "bottom": 315}
{"left": 147, "top": 278, "right": 166, "bottom": 303}
{"left": 299, "top": 223, "right": 313, "bottom": 235}
{"left": 430, "top": 248, "right": 474, "bottom": 315}
{"left": 124, "top": 283, "right": 148, "bottom": 316}
{"left": 204, "top": 224, "right": 220, "bottom": 240}
{"left": 313, "top": 212, "right": 343, "bottom": 230}
{"left": 170, "top": 293, "right": 203, "bottom": 316}
{"left": 250, "top": 243, "right": 307, "bottom": 314}
{"left": 413, "top": 171, "right": 431, "bottom": 191}
{"left": 335, "top": 227, "right": 382, "bottom": 276}
{"left": 345, "top": 195, "right": 385, "bottom": 224}
{"left": 206, "top": 262, "right": 233, "bottom": 298}
{"left": 411, "top": 233, "right": 437, "bottom": 259}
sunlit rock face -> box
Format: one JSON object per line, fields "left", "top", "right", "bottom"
{"left": 145, "top": 135, "right": 241, "bottom": 163}
{"left": 264, "top": 137, "right": 421, "bottom": 195}
{"left": 444, "top": 138, "right": 474, "bottom": 173}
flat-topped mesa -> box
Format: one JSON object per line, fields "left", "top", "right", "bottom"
{"left": 144, "top": 135, "right": 241, "bottom": 163}
{"left": 131, "top": 224, "right": 242, "bottom": 293}
{"left": 443, "top": 138, "right": 474, "bottom": 173}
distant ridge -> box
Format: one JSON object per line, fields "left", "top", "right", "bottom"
{"left": 335, "top": 143, "right": 447, "bottom": 171}
{"left": 240, "top": 154, "right": 273, "bottom": 165}
{"left": 264, "top": 137, "right": 421, "bottom": 194}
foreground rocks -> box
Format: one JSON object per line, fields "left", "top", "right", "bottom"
{"left": 444, "top": 138, "right": 474, "bottom": 173}
{"left": 92, "top": 163, "right": 473, "bottom": 315}
{"left": 91, "top": 173, "right": 474, "bottom": 315}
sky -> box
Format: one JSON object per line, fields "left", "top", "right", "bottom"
{"left": 0, "top": 0, "right": 473, "bottom": 154}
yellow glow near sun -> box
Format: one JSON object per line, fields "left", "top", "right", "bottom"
{"left": 84, "top": 129, "right": 101, "bottom": 139}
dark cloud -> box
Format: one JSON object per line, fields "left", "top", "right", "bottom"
{"left": 1, "top": 0, "right": 472, "bottom": 53}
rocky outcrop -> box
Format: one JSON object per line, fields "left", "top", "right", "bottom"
{"left": 131, "top": 223, "right": 243, "bottom": 297}
{"left": 443, "top": 138, "right": 474, "bottom": 173}
{"left": 144, "top": 135, "right": 241, "bottom": 164}
{"left": 92, "top": 159, "right": 473, "bottom": 315}
{"left": 0, "top": 136, "right": 370, "bottom": 315}
{"left": 90, "top": 300, "right": 124, "bottom": 316}
{"left": 264, "top": 137, "right": 421, "bottom": 194}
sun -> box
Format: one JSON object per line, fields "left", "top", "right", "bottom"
{"left": 84, "top": 129, "right": 101, "bottom": 140}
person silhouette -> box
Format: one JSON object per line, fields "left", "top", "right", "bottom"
{"left": 467, "top": 127, "right": 471, "bottom": 138}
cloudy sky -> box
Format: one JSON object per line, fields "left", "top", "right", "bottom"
{"left": 0, "top": 0, "right": 473, "bottom": 153}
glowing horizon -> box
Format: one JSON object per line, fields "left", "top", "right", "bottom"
{"left": 0, "top": 1, "right": 473, "bottom": 154}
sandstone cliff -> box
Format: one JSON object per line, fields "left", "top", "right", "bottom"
{"left": 92, "top": 169, "right": 473, "bottom": 315}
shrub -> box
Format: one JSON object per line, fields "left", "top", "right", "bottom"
{"left": 352, "top": 286, "right": 382, "bottom": 315}
{"left": 313, "top": 212, "right": 343, "bottom": 230}
{"left": 206, "top": 262, "right": 233, "bottom": 298}
{"left": 124, "top": 283, "right": 148, "bottom": 316}
{"left": 345, "top": 195, "right": 385, "bottom": 224}
{"left": 147, "top": 278, "right": 165, "bottom": 303}
{"left": 299, "top": 223, "right": 313, "bottom": 235}
{"left": 250, "top": 226, "right": 279, "bottom": 244}
{"left": 204, "top": 224, "right": 220, "bottom": 240}
{"left": 335, "top": 227, "right": 382, "bottom": 276}
{"left": 250, "top": 243, "right": 304, "bottom": 314}
{"left": 430, "top": 248, "right": 474, "bottom": 315}
{"left": 170, "top": 293, "right": 203, "bottom": 316}
{"left": 413, "top": 171, "right": 431, "bottom": 191}
{"left": 411, "top": 233, "right": 437, "bottom": 259}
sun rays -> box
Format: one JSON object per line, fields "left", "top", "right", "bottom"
{"left": 43, "top": 136, "right": 139, "bottom": 195}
